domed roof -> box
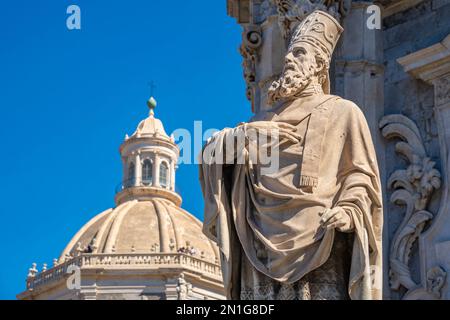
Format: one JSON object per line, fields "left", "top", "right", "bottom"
{"left": 59, "top": 198, "right": 219, "bottom": 263}
{"left": 132, "top": 116, "right": 169, "bottom": 139}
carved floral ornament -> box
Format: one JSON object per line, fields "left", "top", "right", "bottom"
{"left": 380, "top": 114, "right": 446, "bottom": 299}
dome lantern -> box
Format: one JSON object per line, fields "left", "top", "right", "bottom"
{"left": 115, "top": 97, "right": 180, "bottom": 206}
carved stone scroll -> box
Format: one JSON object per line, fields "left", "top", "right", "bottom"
{"left": 239, "top": 26, "right": 262, "bottom": 112}
{"left": 380, "top": 114, "right": 443, "bottom": 299}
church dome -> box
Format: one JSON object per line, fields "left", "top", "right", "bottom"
{"left": 57, "top": 98, "right": 220, "bottom": 264}
{"left": 19, "top": 97, "right": 224, "bottom": 300}
{"left": 59, "top": 198, "right": 219, "bottom": 263}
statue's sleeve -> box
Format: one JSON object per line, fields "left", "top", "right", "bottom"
{"left": 199, "top": 127, "right": 243, "bottom": 299}
{"left": 332, "top": 102, "right": 383, "bottom": 300}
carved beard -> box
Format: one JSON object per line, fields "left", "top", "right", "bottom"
{"left": 268, "top": 57, "right": 316, "bottom": 105}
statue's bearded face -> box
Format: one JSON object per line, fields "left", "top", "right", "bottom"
{"left": 268, "top": 42, "right": 324, "bottom": 104}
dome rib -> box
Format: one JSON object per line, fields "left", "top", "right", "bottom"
{"left": 96, "top": 200, "right": 134, "bottom": 253}
{"left": 104, "top": 200, "right": 138, "bottom": 253}
{"left": 59, "top": 208, "right": 112, "bottom": 262}
{"left": 164, "top": 202, "right": 181, "bottom": 251}
{"left": 59, "top": 199, "right": 219, "bottom": 262}
{"left": 173, "top": 203, "right": 220, "bottom": 261}
{"left": 152, "top": 199, "right": 170, "bottom": 252}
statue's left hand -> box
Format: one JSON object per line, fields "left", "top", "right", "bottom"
{"left": 319, "top": 207, "right": 354, "bottom": 233}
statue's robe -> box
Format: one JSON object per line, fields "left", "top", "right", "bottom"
{"left": 199, "top": 94, "right": 383, "bottom": 300}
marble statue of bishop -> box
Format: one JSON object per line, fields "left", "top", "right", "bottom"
{"left": 199, "top": 10, "right": 383, "bottom": 300}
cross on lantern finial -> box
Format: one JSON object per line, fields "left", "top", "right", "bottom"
{"left": 148, "top": 81, "right": 156, "bottom": 97}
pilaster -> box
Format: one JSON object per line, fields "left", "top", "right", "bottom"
{"left": 134, "top": 152, "right": 141, "bottom": 187}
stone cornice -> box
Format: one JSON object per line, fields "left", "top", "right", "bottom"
{"left": 397, "top": 34, "right": 450, "bottom": 84}
{"left": 114, "top": 186, "right": 182, "bottom": 206}
{"left": 120, "top": 136, "right": 179, "bottom": 157}
{"left": 335, "top": 59, "right": 385, "bottom": 72}
{"left": 377, "top": 0, "right": 425, "bottom": 17}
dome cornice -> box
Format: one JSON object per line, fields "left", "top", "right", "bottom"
{"left": 114, "top": 187, "right": 182, "bottom": 206}
{"left": 120, "top": 136, "right": 179, "bottom": 157}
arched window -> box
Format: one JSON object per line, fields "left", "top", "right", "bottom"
{"left": 127, "top": 162, "right": 135, "bottom": 187}
{"left": 142, "top": 159, "right": 153, "bottom": 186}
{"left": 159, "top": 162, "right": 169, "bottom": 188}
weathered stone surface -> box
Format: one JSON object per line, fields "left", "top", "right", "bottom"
{"left": 226, "top": 0, "right": 450, "bottom": 300}
{"left": 201, "top": 10, "right": 383, "bottom": 300}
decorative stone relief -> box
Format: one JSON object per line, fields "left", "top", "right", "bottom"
{"left": 380, "top": 114, "right": 443, "bottom": 299}
{"left": 176, "top": 274, "right": 192, "bottom": 300}
{"left": 227, "top": 0, "right": 352, "bottom": 113}
{"left": 274, "top": 0, "right": 351, "bottom": 39}
{"left": 426, "top": 267, "right": 447, "bottom": 298}
{"left": 419, "top": 103, "right": 438, "bottom": 145}
{"left": 402, "top": 266, "right": 447, "bottom": 300}
{"left": 239, "top": 26, "right": 262, "bottom": 112}
{"left": 259, "top": 0, "right": 278, "bottom": 22}
{"left": 435, "top": 76, "right": 450, "bottom": 106}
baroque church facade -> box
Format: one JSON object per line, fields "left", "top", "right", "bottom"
{"left": 17, "top": 99, "right": 225, "bottom": 300}
{"left": 226, "top": 0, "right": 450, "bottom": 300}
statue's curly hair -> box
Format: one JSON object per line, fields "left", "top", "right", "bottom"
{"left": 312, "top": 48, "right": 329, "bottom": 86}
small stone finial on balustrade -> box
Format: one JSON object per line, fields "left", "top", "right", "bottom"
{"left": 53, "top": 258, "right": 58, "bottom": 267}
{"left": 112, "top": 244, "right": 116, "bottom": 253}
{"left": 169, "top": 239, "right": 175, "bottom": 252}
{"left": 201, "top": 251, "right": 205, "bottom": 259}
{"left": 131, "top": 245, "right": 136, "bottom": 253}
{"left": 27, "top": 263, "right": 38, "bottom": 278}
{"left": 75, "top": 242, "right": 84, "bottom": 256}
{"left": 42, "top": 263, "right": 47, "bottom": 272}
{"left": 176, "top": 273, "right": 192, "bottom": 300}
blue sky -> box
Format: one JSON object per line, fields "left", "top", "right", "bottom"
{"left": 0, "top": 1, "right": 251, "bottom": 299}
